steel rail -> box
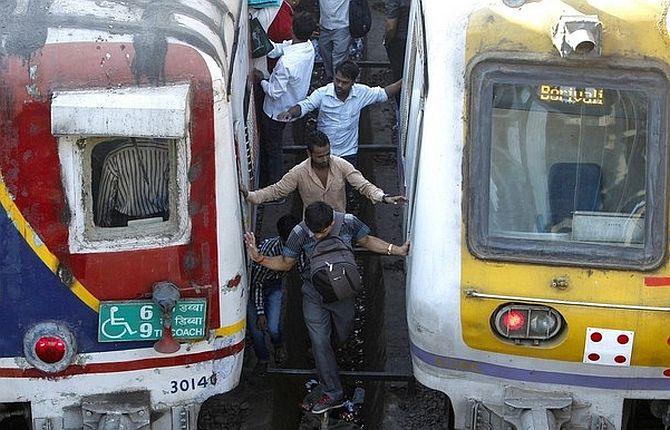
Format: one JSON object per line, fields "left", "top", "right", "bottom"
{"left": 266, "top": 368, "right": 414, "bottom": 381}
{"left": 282, "top": 144, "right": 396, "bottom": 153}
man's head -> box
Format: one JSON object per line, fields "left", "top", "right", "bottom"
{"left": 334, "top": 61, "right": 359, "bottom": 100}
{"left": 307, "top": 130, "right": 331, "bottom": 168}
{"left": 304, "top": 201, "right": 334, "bottom": 240}
{"left": 277, "top": 214, "right": 300, "bottom": 242}
{"left": 292, "top": 12, "right": 316, "bottom": 42}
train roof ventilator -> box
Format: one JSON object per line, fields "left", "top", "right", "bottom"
{"left": 552, "top": 15, "right": 603, "bottom": 58}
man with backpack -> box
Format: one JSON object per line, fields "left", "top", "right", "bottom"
{"left": 244, "top": 201, "right": 410, "bottom": 413}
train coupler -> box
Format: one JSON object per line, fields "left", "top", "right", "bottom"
{"left": 467, "top": 388, "right": 614, "bottom": 430}
{"left": 81, "top": 400, "right": 150, "bottom": 430}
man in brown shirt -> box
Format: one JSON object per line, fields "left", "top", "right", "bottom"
{"left": 240, "top": 131, "right": 406, "bottom": 211}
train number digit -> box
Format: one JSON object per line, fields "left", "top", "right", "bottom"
{"left": 169, "top": 375, "right": 216, "bottom": 394}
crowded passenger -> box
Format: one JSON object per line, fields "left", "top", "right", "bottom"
{"left": 277, "top": 60, "right": 402, "bottom": 166}
{"left": 384, "top": 0, "right": 410, "bottom": 82}
{"left": 247, "top": 214, "right": 301, "bottom": 371}
{"left": 317, "top": 0, "right": 351, "bottom": 80}
{"left": 239, "top": 130, "right": 406, "bottom": 212}
{"left": 244, "top": 201, "right": 410, "bottom": 413}
{"left": 253, "top": 12, "right": 318, "bottom": 186}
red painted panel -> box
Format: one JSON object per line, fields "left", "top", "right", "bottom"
{"left": 0, "top": 42, "right": 221, "bottom": 324}
{"left": 644, "top": 277, "right": 670, "bottom": 287}
{"left": 0, "top": 340, "right": 244, "bottom": 378}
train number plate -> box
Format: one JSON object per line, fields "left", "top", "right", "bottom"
{"left": 98, "top": 299, "right": 207, "bottom": 342}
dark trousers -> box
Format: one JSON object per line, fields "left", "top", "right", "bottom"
{"left": 385, "top": 37, "right": 407, "bottom": 107}
{"left": 385, "top": 37, "right": 407, "bottom": 82}
{"left": 302, "top": 285, "right": 355, "bottom": 400}
{"left": 260, "top": 111, "right": 287, "bottom": 187}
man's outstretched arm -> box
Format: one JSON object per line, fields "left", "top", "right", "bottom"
{"left": 357, "top": 234, "right": 410, "bottom": 256}
{"left": 244, "top": 232, "right": 297, "bottom": 272}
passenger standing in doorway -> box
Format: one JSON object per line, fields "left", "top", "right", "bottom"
{"left": 318, "top": 0, "right": 351, "bottom": 80}
{"left": 239, "top": 130, "right": 406, "bottom": 212}
{"left": 253, "top": 12, "right": 317, "bottom": 186}
{"left": 244, "top": 201, "right": 410, "bottom": 413}
{"left": 278, "top": 60, "right": 401, "bottom": 166}
{"left": 267, "top": 0, "right": 303, "bottom": 72}
{"left": 384, "top": 0, "right": 410, "bottom": 82}
{"left": 247, "top": 215, "right": 301, "bottom": 370}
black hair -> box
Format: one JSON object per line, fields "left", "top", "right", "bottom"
{"left": 277, "top": 214, "right": 300, "bottom": 241}
{"left": 307, "top": 130, "right": 330, "bottom": 153}
{"left": 304, "top": 201, "right": 334, "bottom": 233}
{"left": 292, "top": 12, "right": 317, "bottom": 41}
{"left": 335, "top": 60, "right": 359, "bottom": 81}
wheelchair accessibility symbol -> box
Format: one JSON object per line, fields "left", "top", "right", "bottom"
{"left": 100, "top": 306, "right": 138, "bottom": 339}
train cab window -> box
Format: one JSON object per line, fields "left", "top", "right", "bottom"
{"left": 52, "top": 84, "right": 192, "bottom": 253}
{"left": 91, "top": 137, "right": 172, "bottom": 228}
{"left": 469, "top": 63, "right": 667, "bottom": 269}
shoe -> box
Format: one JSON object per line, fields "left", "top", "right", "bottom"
{"left": 310, "top": 394, "right": 344, "bottom": 414}
{"left": 274, "top": 345, "right": 286, "bottom": 366}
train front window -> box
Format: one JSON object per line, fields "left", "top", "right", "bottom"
{"left": 469, "top": 63, "right": 667, "bottom": 269}
{"left": 91, "top": 138, "right": 172, "bottom": 228}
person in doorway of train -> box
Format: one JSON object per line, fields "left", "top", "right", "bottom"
{"left": 253, "top": 11, "right": 317, "bottom": 187}
{"left": 247, "top": 214, "right": 301, "bottom": 371}
{"left": 243, "top": 201, "right": 410, "bottom": 413}
{"left": 239, "top": 130, "right": 407, "bottom": 212}
{"left": 277, "top": 60, "right": 402, "bottom": 167}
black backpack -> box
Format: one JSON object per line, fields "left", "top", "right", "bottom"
{"left": 306, "top": 213, "right": 362, "bottom": 303}
{"left": 349, "top": 0, "right": 372, "bottom": 38}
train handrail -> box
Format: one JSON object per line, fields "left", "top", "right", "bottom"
{"left": 465, "top": 289, "right": 670, "bottom": 313}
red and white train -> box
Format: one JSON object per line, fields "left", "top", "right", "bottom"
{"left": 0, "top": 0, "right": 258, "bottom": 428}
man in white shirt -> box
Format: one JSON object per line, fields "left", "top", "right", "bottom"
{"left": 254, "top": 12, "right": 317, "bottom": 186}
{"left": 278, "top": 60, "right": 401, "bottom": 166}
{"left": 318, "top": 0, "right": 351, "bottom": 80}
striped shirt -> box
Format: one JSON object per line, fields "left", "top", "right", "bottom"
{"left": 251, "top": 236, "right": 306, "bottom": 314}
{"left": 96, "top": 138, "right": 170, "bottom": 227}
{"left": 250, "top": 236, "right": 285, "bottom": 315}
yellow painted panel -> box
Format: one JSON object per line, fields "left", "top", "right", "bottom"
{"left": 462, "top": 0, "right": 670, "bottom": 366}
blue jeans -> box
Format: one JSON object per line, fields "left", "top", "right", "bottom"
{"left": 247, "top": 279, "right": 284, "bottom": 361}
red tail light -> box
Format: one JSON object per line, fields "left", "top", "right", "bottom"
{"left": 492, "top": 304, "right": 563, "bottom": 345}
{"left": 23, "top": 322, "right": 77, "bottom": 372}
{"left": 35, "top": 336, "right": 67, "bottom": 364}
{"left": 502, "top": 310, "right": 526, "bottom": 331}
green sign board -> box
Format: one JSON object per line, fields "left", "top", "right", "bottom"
{"left": 98, "top": 299, "right": 207, "bottom": 342}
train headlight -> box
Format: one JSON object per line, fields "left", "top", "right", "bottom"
{"left": 492, "top": 304, "right": 563, "bottom": 344}
{"left": 23, "top": 322, "right": 77, "bottom": 373}
{"left": 552, "top": 15, "right": 602, "bottom": 58}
